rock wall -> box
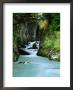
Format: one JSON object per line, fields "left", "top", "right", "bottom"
{"left": 13, "top": 22, "right": 37, "bottom": 61}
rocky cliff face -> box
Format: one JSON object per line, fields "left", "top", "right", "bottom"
{"left": 19, "top": 22, "right": 37, "bottom": 42}
{"left": 13, "top": 22, "right": 38, "bottom": 61}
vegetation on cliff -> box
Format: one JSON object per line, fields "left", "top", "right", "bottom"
{"left": 37, "top": 13, "right": 60, "bottom": 61}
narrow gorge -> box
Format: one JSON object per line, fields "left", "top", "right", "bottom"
{"left": 13, "top": 13, "right": 60, "bottom": 77}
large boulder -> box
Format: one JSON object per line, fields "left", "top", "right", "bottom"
{"left": 32, "top": 43, "right": 37, "bottom": 49}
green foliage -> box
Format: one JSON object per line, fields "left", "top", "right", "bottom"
{"left": 40, "top": 31, "right": 60, "bottom": 50}
{"left": 49, "top": 13, "right": 60, "bottom": 31}
{"left": 49, "top": 22, "right": 60, "bottom": 31}
{"left": 38, "top": 30, "right": 60, "bottom": 61}
{"left": 54, "top": 31, "right": 60, "bottom": 51}
{"left": 39, "top": 19, "right": 48, "bottom": 30}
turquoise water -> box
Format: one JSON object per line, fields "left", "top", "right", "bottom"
{"left": 13, "top": 41, "right": 60, "bottom": 77}
{"left": 13, "top": 55, "right": 60, "bottom": 77}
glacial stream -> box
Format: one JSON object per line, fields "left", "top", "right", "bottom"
{"left": 13, "top": 41, "right": 60, "bottom": 77}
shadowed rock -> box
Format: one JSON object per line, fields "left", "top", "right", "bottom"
{"left": 18, "top": 61, "right": 31, "bottom": 64}
{"left": 18, "top": 48, "right": 30, "bottom": 55}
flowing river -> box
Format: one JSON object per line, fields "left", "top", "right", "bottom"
{"left": 13, "top": 41, "right": 60, "bottom": 77}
